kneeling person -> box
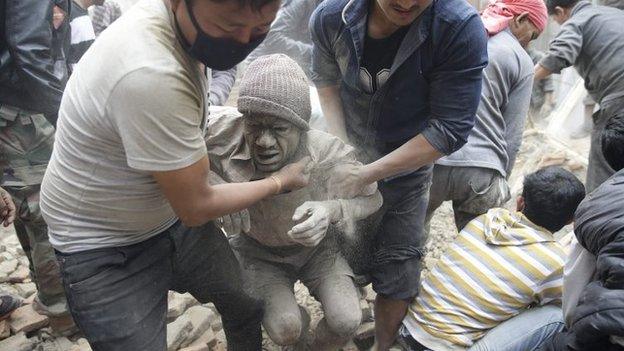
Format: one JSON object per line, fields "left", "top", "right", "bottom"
{"left": 401, "top": 166, "right": 585, "bottom": 351}
{"left": 205, "top": 54, "right": 382, "bottom": 349}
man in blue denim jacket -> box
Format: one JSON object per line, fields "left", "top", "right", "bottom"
{"left": 309, "top": 0, "right": 488, "bottom": 348}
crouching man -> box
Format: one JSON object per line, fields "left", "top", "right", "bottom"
{"left": 205, "top": 54, "right": 382, "bottom": 350}
{"left": 400, "top": 166, "right": 586, "bottom": 351}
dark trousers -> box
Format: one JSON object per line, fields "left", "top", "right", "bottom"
{"left": 586, "top": 99, "right": 622, "bottom": 192}
{"left": 56, "top": 221, "right": 263, "bottom": 351}
{"left": 342, "top": 171, "right": 431, "bottom": 300}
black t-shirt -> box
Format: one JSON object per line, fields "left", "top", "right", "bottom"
{"left": 360, "top": 26, "right": 409, "bottom": 93}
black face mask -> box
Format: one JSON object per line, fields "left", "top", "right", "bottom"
{"left": 176, "top": 0, "right": 267, "bottom": 70}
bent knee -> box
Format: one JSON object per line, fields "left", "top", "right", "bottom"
{"left": 326, "top": 306, "right": 362, "bottom": 337}
{"left": 265, "top": 312, "right": 303, "bottom": 346}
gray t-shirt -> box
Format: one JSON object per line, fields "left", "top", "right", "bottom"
{"left": 437, "top": 29, "right": 533, "bottom": 177}
{"left": 41, "top": 0, "right": 208, "bottom": 253}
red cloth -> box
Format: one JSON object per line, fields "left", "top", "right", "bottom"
{"left": 480, "top": 0, "right": 548, "bottom": 36}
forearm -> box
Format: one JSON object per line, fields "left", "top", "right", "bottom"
{"left": 534, "top": 64, "right": 553, "bottom": 81}
{"left": 184, "top": 178, "right": 277, "bottom": 226}
{"left": 361, "top": 134, "right": 442, "bottom": 183}
{"left": 317, "top": 86, "right": 349, "bottom": 142}
{"left": 334, "top": 191, "right": 383, "bottom": 222}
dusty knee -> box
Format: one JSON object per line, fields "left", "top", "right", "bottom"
{"left": 265, "top": 312, "right": 303, "bottom": 346}
{"left": 325, "top": 304, "right": 362, "bottom": 337}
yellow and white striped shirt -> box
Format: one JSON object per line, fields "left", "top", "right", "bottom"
{"left": 404, "top": 208, "right": 566, "bottom": 350}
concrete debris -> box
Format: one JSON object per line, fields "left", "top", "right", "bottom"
{"left": 0, "top": 258, "right": 18, "bottom": 275}
{"left": 35, "top": 336, "right": 74, "bottom": 351}
{"left": 167, "top": 313, "right": 194, "bottom": 351}
{"left": 14, "top": 282, "right": 37, "bottom": 298}
{"left": 179, "top": 306, "right": 213, "bottom": 349}
{"left": 69, "top": 338, "right": 93, "bottom": 351}
{"left": 354, "top": 321, "right": 375, "bottom": 340}
{"left": 0, "top": 332, "right": 36, "bottom": 351}
{"left": 9, "top": 304, "right": 50, "bottom": 333}
{"left": 0, "top": 320, "right": 10, "bottom": 339}
{"left": 8, "top": 265, "right": 30, "bottom": 283}
{"left": 360, "top": 299, "right": 373, "bottom": 322}
{"left": 168, "top": 292, "right": 199, "bottom": 322}
{"left": 179, "top": 345, "right": 209, "bottom": 351}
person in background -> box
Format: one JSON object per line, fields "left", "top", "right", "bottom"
{"left": 247, "top": 0, "right": 324, "bottom": 78}
{"left": 209, "top": 67, "right": 238, "bottom": 106}
{"left": 526, "top": 47, "right": 556, "bottom": 127}
{"left": 535, "top": 0, "right": 624, "bottom": 192}
{"left": 402, "top": 166, "right": 585, "bottom": 351}
{"left": 427, "top": 0, "right": 547, "bottom": 232}
{"left": 244, "top": 0, "right": 327, "bottom": 130}
{"left": 309, "top": 0, "right": 488, "bottom": 346}
{"left": 540, "top": 112, "right": 624, "bottom": 351}
{"left": 68, "top": 0, "right": 101, "bottom": 71}
{"left": 0, "top": 0, "right": 76, "bottom": 336}
{"left": 88, "top": 0, "right": 123, "bottom": 36}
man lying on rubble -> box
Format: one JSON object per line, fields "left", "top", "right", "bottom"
{"left": 400, "top": 166, "right": 586, "bottom": 351}
{"left": 427, "top": 0, "right": 547, "bottom": 232}
{"left": 540, "top": 113, "right": 624, "bottom": 351}
{"left": 535, "top": 0, "right": 624, "bottom": 192}
{"left": 205, "top": 54, "right": 383, "bottom": 350}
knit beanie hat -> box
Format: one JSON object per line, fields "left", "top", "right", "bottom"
{"left": 238, "top": 54, "right": 311, "bottom": 130}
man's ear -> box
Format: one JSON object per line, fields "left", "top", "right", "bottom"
{"left": 515, "top": 12, "right": 529, "bottom": 24}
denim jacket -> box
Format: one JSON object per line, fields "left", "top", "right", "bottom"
{"left": 310, "top": 0, "right": 488, "bottom": 164}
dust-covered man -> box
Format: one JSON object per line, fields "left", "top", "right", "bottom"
{"left": 206, "top": 54, "right": 382, "bottom": 350}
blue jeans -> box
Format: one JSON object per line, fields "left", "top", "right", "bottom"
{"left": 400, "top": 305, "right": 564, "bottom": 351}
{"left": 468, "top": 305, "right": 565, "bottom": 351}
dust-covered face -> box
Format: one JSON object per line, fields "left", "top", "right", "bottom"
{"left": 244, "top": 115, "right": 301, "bottom": 173}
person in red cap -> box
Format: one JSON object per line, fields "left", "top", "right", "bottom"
{"left": 426, "top": 0, "right": 548, "bottom": 233}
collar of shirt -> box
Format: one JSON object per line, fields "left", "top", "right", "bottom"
{"left": 341, "top": 0, "right": 433, "bottom": 74}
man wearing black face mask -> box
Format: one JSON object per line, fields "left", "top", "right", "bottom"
{"left": 40, "top": 0, "right": 312, "bottom": 349}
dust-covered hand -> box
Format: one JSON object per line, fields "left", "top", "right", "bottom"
{"left": 272, "top": 156, "right": 312, "bottom": 192}
{"left": 288, "top": 201, "right": 340, "bottom": 247}
{"left": 0, "top": 187, "right": 16, "bottom": 227}
{"left": 216, "top": 209, "right": 250, "bottom": 236}
{"left": 328, "top": 164, "right": 371, "bottom": 198}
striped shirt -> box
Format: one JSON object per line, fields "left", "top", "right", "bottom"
{"left": 404, "top": 208, "right": 566, "bottom": 350}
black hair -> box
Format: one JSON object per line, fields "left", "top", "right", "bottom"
{"left": 602, "top": 112, "right": 624, "bottom": 172}
{"left": 545, "top": 0, "right": 580, "bottom": 15}
{"left": 522, "top": 166, "right": 585, "bottom": 232}
{"left": 206, "top": 0, "right": 278, "bottom": 12}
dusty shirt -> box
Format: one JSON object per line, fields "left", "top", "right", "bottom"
{"left": 437, "top": 30, "right": 533, "bottom": 177}
{"left": 540, "top": 1, "right": 624, "bottom": 108}
{"left": 205, "top": 106, "right": 376, "bottom": 247}
{"left": 41, "top": 0, "right": 208, "bottom": 253}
